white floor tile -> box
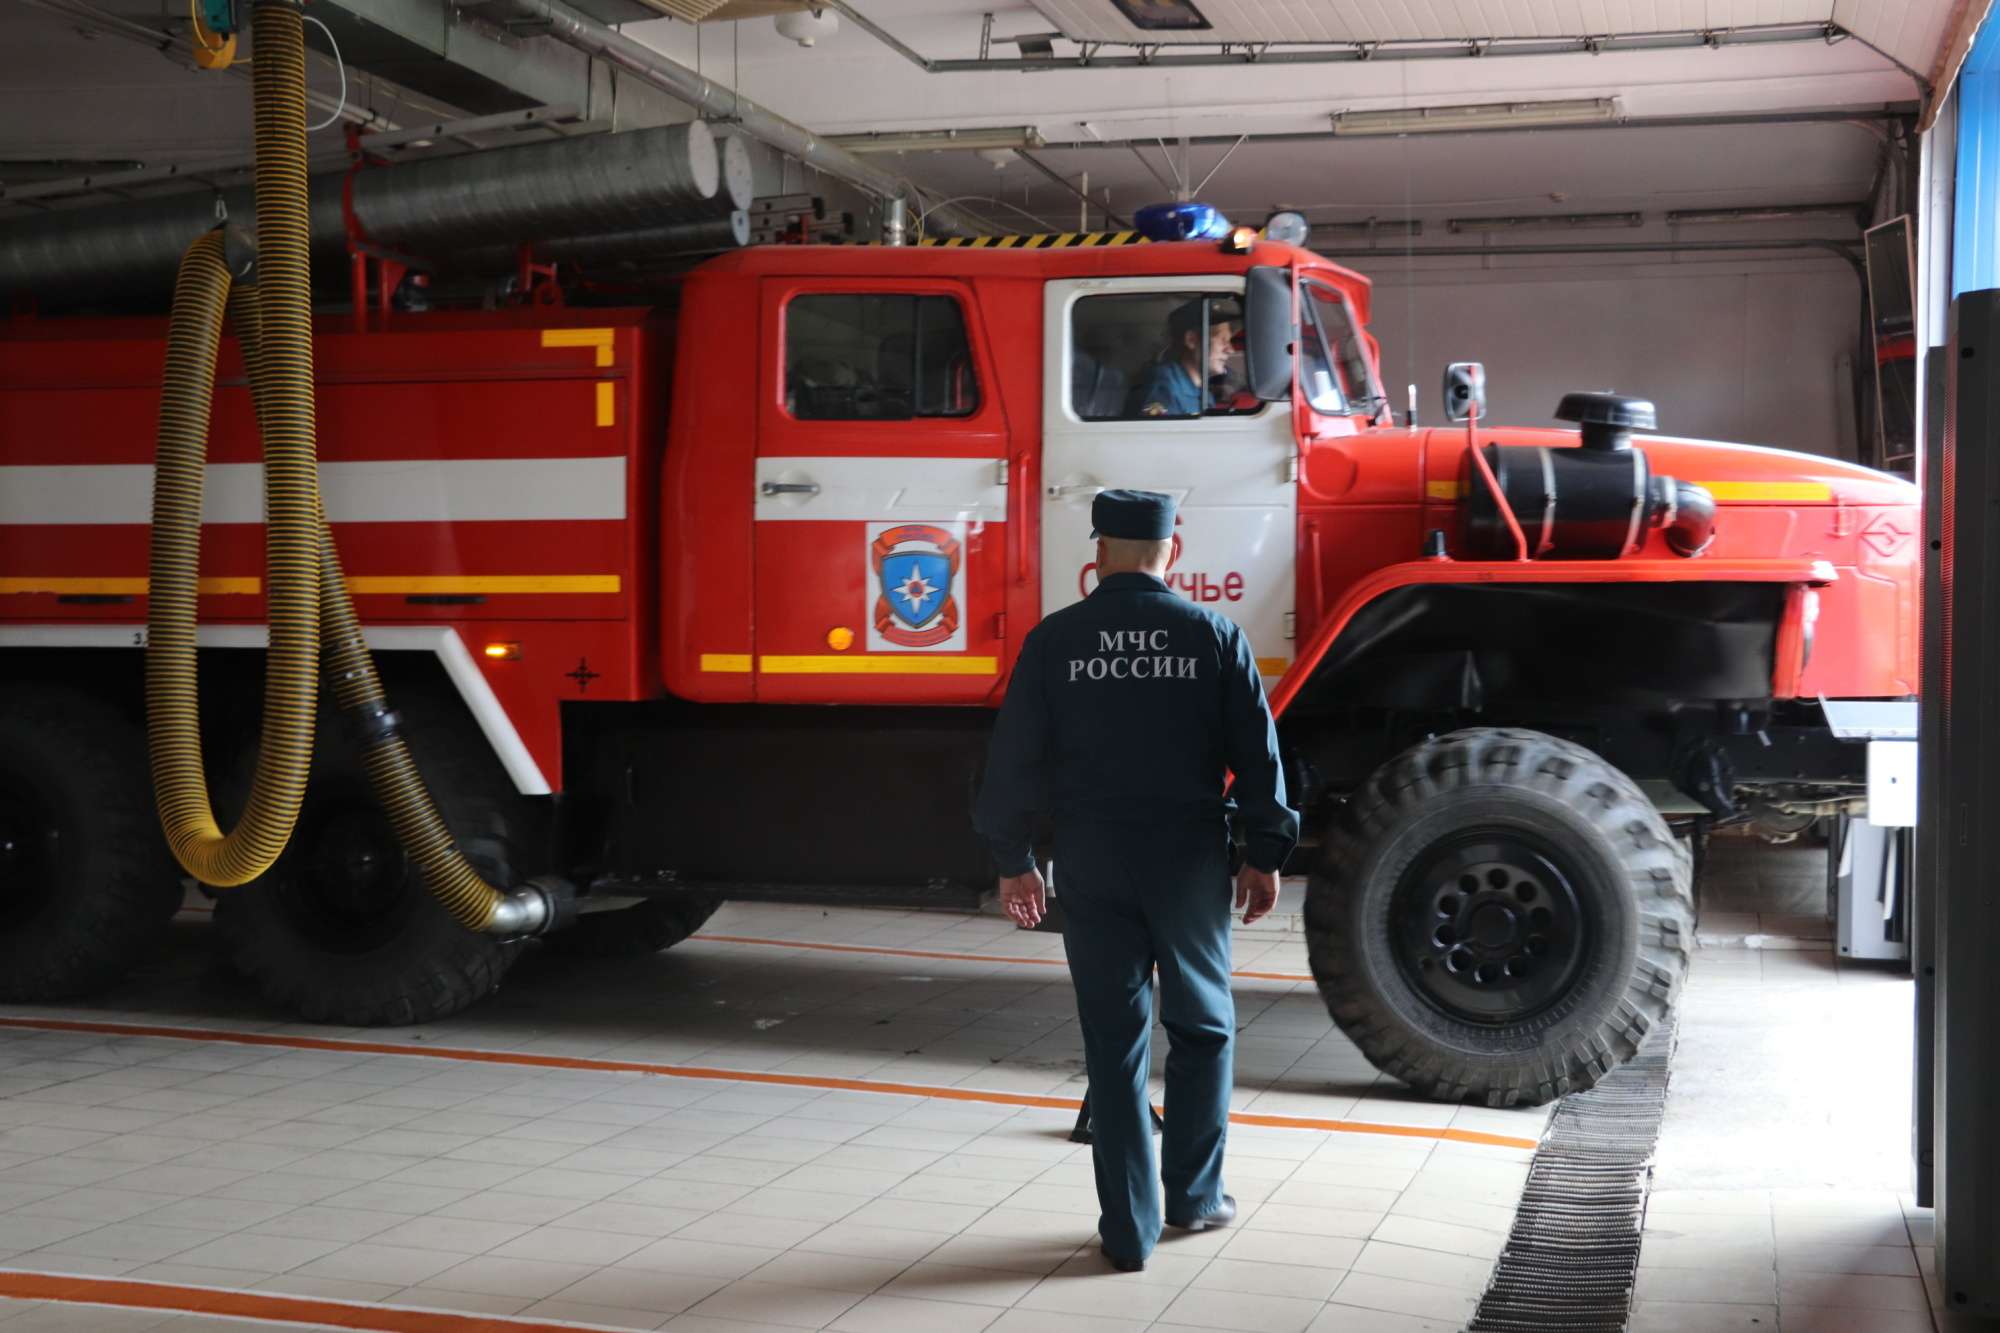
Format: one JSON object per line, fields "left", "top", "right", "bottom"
{"left": 1157, "top": 1285, "right": 1326, "bottom": 1333}
{"left": 683, "top": 1278, "right": 865, "bottom": 1329}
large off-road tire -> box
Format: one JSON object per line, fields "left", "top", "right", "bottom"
{"left": 0, "top": 689, "right": 183, "bottom": 1000}
{"left": 1306, "top": 727, "right": 1693, "bottom": 1106}
{"left": 213, "top": 688, "right": 536, "bottom": 1026}
{"left": 543, "top": 893, "right": 723, "bottom": 958}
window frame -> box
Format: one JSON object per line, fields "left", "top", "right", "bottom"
{"left": 776, "top": 283, "right": 993, "bottom": 428}
{"left": 1062, "top": 283, "right": 1267, "bottom": 426}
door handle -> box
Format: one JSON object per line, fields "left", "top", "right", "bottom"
{"left": 1010, "top": 451, "right": 1030, "bottom": 586}
{"left": 1046, "top": 483, "right": 1102, "bottom": 498}
{"left": 760, "top": 481, "right": 821, "bottom": 497}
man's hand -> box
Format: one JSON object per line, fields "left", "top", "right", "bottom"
{"left": 1234, "top": 866, "right": 1280, "bottom": 925}
{"left": 999, "top": 868, "right": 1047, "bottom": 930}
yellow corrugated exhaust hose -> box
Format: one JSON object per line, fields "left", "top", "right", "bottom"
{"left": 145, "top": 1, "right": 571, "bottom": 937}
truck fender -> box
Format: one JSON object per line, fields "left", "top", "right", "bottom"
{"left": 1269, "top": 556, "right": 1838, "bottom": 719}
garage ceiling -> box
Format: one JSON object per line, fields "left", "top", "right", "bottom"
{"left": 596, "top": 0, "right": 1929, "bottom": 239}
{"left": 1029, "top": 1, "right": 1951, "bottom": 80}
{"left": 0, "top": 0, "right": 1965, "bottom": 247}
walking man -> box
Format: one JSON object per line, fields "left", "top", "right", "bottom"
{"left": 973, "top": 489, "right": 1299, "bottom": 1272}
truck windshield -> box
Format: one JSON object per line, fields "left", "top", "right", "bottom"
{"left": 1302, "top": 282, "right": 1382, "bottom": 419}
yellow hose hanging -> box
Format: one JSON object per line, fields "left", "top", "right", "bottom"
{"left": 146, "top": 3, "right": 319, "bottom": 889}
{"left": 147, "top": 1, "right": 560, "bottom": 935}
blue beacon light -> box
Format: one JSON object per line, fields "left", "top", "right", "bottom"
{"left": 1133, "top": 202, "right": 1236, "bottom": 241}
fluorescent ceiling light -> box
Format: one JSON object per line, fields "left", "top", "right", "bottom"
{"left": 1332, "top": 98, "right": 1619, "bottom": 137}
{"left": 1667, "top": 202, "right": 1864, "bottom": 224}
{"left": 827, "top": 127, "right": 1047, "bottom": 154}
{"left": 1447, "top": 211, "right": 1642, "bottom": 233}
{"left": 1110, "top": 0, "right": 1211, "bottom": 31}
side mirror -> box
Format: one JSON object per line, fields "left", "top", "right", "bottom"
{"left": 1443, "top": 361, "right": 1487, "bottom": 423}
{"left": 1243, "top": 265, "right": 1294, "bottom": 402}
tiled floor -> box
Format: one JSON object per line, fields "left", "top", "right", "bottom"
{"left": 1634, "top": 835, "right": 1940, "bottom": 1333}
{"left": 0, "top": 836, "right": 1947, "bottom": 1332}
{"left": 0, "top": 885, "right": 1547, "bottom": 1332}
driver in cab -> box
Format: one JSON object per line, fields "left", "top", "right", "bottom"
{"left": 1138, "top": 300, "right": 1237, "bottom": 418}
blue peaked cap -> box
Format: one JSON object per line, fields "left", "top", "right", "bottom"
{"left": 1091, "top": 489, "right": 1177, "bottom": 541}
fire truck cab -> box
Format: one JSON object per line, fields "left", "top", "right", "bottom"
{"left": 0, "top": 229, "right": 1921, "bottom": 1105}
{"left": 664, "top": 241, "right": 1328, "bottom": 707}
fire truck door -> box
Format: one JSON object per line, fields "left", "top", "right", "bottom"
{"left": 752, "top": 281, "right": 1010, "bottom": 703}
{"left": 1041, "top": 276, "right": 1297, "bottom": 678}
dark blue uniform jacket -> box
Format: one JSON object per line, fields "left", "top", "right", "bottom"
{"left": 1136, "top": 360, "right": 1204, "bottom": 417}
{"left": 973, "top": 572, "right": 1300, "bottom": 878}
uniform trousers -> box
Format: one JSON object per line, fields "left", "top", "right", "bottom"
{"left": 1057, "top": 818, "right": 1235, "bottom": 1262}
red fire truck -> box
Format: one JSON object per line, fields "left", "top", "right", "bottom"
{"left": 0, "top": 230, "right": 1918, "bottom": 1105}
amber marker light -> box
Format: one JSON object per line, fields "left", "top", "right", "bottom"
{"left": 1222, "top": 225, "right": 1258, "bottom": 254}
{"left": 483, "top": 642, "right": 522, "bottom": 660}
{"left": 827, "top": 626, "right": 855, "bottom": 650}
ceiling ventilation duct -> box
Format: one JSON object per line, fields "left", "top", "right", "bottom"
{"left": 0, "top": 121, "right": 746, "bottom": 304}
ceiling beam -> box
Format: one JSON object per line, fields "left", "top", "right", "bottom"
{"left": 822, "top": 9, "right": 1861, "bottom": 73}
{"left": 1027, "top": 107, "right": 1918, "bottom": 151}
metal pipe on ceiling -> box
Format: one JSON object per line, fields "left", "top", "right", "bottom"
{"left": 1035, "top": 108, "right": 1917, "bottom": 151}
{"left": 818, "top": 9, "right": 1857, "bottom": 73}
{"left": 503, "top": 0, "right": 988, "bottom": 238}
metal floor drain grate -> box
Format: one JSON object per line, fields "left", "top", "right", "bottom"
{"left": 1466, "top": 1019, "right": 1678, "bottom": 1333}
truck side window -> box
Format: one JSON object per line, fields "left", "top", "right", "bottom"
{"left": 785, "top": 293, "right": 978, "bottom": 421}
{"left": 1071, "top": 292, "right": 1258, "bottom": 421}
{"left": 1303, "top": 282, "right": 1380, "bottom": 417}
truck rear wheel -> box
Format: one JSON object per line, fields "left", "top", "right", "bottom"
{"left": 543, "top": 894, "right": 723, "bottom": 958}
{"left": 1306, "top": 727, "right": 1692, "bottom": 1106}
{"left": 213, "top": 689, "right": 532, "bottom": 1027}
{"left": 0, "top": 689, "right": 182, "bottom": 1001}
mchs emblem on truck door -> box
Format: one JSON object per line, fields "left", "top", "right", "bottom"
{"left": 868, "top": 522, "right": 966, "bottom": 651}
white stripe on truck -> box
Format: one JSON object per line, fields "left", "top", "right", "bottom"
{"left": 0, "top": 458, "right": 627, "bottom": 525}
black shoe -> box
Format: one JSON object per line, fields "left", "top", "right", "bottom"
{"left": 1101, "top": 1247, "right": 1145, "bottom": 1273}
{"left": 1167, "top": 1194, "right": 1237, "bottom": 1232}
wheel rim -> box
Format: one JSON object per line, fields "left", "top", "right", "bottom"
{"left": 273, "top": 789, "right": 416, "bottom": 954}
{"left": 0, "top": 777, "right": 62, "bottom": 927}
{"left": 1393, "top": 830, "right": 1593, "bottom": 1025}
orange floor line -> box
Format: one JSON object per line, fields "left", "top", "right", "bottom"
{"left": 692, "top": 932, "right": 1315, "bottom": 983}
{"left": 0, "top": 1269, "right": 617, "bottom": 1331}
{"left": 0, "top": 1015, "right": 1539, "bottom": 1151}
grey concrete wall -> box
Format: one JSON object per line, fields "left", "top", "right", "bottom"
{"left": 1358, "top": 261, "right": 1862, "bottom": 461}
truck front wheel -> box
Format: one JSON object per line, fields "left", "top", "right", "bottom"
{"left": 1306, "top": 728, "right": 1692, "bottom": 1106}
{"left": 0, "top": 689, "right": 182, "bottom": 1001}
{"left": 213, "top": 688, "right": 532, "bottom": 1027}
